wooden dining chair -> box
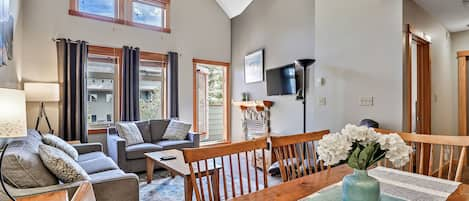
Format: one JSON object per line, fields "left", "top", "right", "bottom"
{"left": 183, "top": 137, "right": 269, "bottom": 201}
{"left": 270, "top": 130, "right": 330, "bottom": 182}
{"left": 375, "top": 129, "right": 469, "bottom": 182}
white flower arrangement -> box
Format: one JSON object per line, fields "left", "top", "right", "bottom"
{"left": 318, "top": 124, "right": 412, "bottom": 170}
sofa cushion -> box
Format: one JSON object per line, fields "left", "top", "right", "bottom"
{"left": 156, "top": 140, "right": 193, "bottom": 150}
{"left": 116, "top": 122, "right": 145, "bottom": 146}
{"left": 125, "top": 143, "right": 162, "bottom": 160}
{"left": 78, "top": 152, "right": 107, "bottom": 162}
{"left": 135, "top": 121, "right": 152, "bottom": 143}
{"left": 42, "top": 134, "right": 79, "bottom": 161}
{"left": 79, "top": 157, "right": 119, "bottom": 174}
{"left": 89, "top": 169, "right": 127, "bottom": 182}
{"left": 150, "top": 119, "right": 170, "bottom": 142}
{"left": 3, "top": 140, "right": 58, "bottom": 188}
{"left": 162, "top": 120, "right": 191, "bottom": 140}
{"left": 39, "top": 144, "right": 90, "bottom": 183}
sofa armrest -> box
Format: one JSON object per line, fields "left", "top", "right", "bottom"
{"left": 187, "top": 131, "right": 200, "bottom": 148}
{"left": 8, "top": 174, "right": 139, "bottom": 201}
{"left": 107, "top": 134, "right": 127, "bottom": 167}
{"left": 73, "top": 143, "right": 103, "bottom": 154}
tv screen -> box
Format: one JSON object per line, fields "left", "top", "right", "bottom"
{"left": 266, "top": 64, "right": 297, "bottom": 96}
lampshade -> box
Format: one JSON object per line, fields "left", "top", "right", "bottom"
{"left": 0, "top": 88, "right": 27, "bottom": 138}
{"left": 24, "top": 83, "right": 60, "bottom": 102}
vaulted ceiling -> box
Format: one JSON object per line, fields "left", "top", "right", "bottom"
{"left": 413, "top": 0, "right": 469, "bottom": 32}
{"left": 216, "top": 0, "right": 253, "bottom": 19}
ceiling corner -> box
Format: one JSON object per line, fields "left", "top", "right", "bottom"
{"left": 216, "top": 0, "right": 254, "bottom": 19}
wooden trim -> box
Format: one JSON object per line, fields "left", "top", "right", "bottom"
{"left": 192, "top": 58, "right": 231, "bottom": 143}
{"left": 458, "top": 52, "right": 468, "bottom": 136}
{"left": 193, "top": 58, "right": 230, "bottom": 67}
{"left": 69, "top": 0, "right": 77, "bottom": 10}
{"left": 140, "top": 51, "right": 168, "bottom": 62}
{"left": 457, "top": 51, "right": 469, "bottom": 58}
{"left": 404, "top": 24, "right": 412, "bottom": 132}
{"left": 88, "top": 129, "right": 107, "bottom": 135}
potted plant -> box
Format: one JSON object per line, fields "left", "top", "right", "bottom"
{"left": 317, "top": 124, "right": 412, "bottom": 201}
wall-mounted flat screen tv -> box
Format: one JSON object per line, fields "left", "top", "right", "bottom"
{"left": 266, "top": 64, "right": 296, "bottom": 96}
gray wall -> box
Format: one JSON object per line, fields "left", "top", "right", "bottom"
{"left": 231, "top": 0, "right": 315, "bottom": 141}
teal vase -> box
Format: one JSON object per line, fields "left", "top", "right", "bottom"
{"left": 342, "top": 169, "right": 380, "bottom": 201}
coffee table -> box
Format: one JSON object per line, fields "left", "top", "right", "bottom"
{"left": 145, "top": 149, "right": 221, "bottom": 201}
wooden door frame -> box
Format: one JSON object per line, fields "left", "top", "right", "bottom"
{"left": 192, "top": 58, "right": 231, "bottom": 144}
{"left": 458, "top": 51, "right": 469, "bottom": 136}
{"left": 404, "top": 24, "right": 432, "bottom": 134}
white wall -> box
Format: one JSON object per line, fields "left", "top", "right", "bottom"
{"left": 0, "top": 0, "right": 22, "bottom": 89}
{"left": 404, "top": 0, "right": 456, "bottom": 135}
{"left": 21, "top": 0, "right": 231, "bottom": 134}
{"left": 231, "top": 0, "right": 315, "bottom": 141}
{"left": 313, "top": 0, "right": 403, "bottom": 132}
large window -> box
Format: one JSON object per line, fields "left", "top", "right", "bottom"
{"left": 139, "top": 58, "right": 166, "bottom": 120}
{"left": 86, "top": 46, "right": 167, "bottom": 132}
{"left": 69, "top": 0, "right": 170, "bottom": 33}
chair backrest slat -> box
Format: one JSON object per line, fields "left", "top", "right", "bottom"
{"left": 270, "top": 130, "right": 330, "bottom": 182}
{"left": 376, "top": 129, "right": 469, "bottom": 182}
{"left": 183, "top": 138, "right": 268, "bottom": 201}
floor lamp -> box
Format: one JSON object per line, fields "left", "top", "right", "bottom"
{"left": 295, "top": 59, "right": 315, "bottom": 133}
{"left": 0, "top": 88, "right": 28, "bottom": 201}
{"left": 24, "top": 83, "right": 60, "bottom": 134}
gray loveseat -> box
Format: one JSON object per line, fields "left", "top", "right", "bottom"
{"left": 107, "top": 119, "right": 200, "bottom": 173}
{"left": 1, "top": 129, "right": 139, "bottom": 201}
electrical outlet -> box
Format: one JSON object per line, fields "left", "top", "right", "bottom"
{"left": 319, "top": 97, "right": 326, "bottom": 105}
{"left": 360, "top": 96, "right": 374, "bottom": 106}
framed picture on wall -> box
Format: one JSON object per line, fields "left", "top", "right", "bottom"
{"left": 244, "top": 49, "right": 264, "bottom": 84}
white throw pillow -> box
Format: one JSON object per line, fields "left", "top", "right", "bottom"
{"left": 162, "top": 120, "right": 191, "bottom": 140}
{"left": 116, "top": 122, "right": 145, "bottom": 146}
{"left": 38, "top": 144, "right": 90, "bottom": 183}
{"left": 42, "top": 134, "right": 79, "bottom": 161}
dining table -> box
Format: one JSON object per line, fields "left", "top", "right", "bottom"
{"left": 231, "top": 165, "right": 469, "bottom": 201}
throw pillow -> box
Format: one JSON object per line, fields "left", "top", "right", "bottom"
{"left": 116, "top": 122, "right": 145, "bottom": 146}
{"left": 42, "top": 134, "right": 79, "bottom": 161}
{"left": 38, "top": 144, "right": 90, "bottom": 183}
{"left": 3, "top": 140, "right": 59, "bottom": 188}
{"left": 162, "top": 120, "right": 191, "bottom": 140}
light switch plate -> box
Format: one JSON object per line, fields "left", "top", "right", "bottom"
{"left": 360, "top": 96, "right": 374, "bottom": 106}
{"left": 319, "top": 97, "right": 326, "bottom": 105}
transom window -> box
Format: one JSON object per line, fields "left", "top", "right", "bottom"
{"left": 70, "top": 0, "right": 170, "bottom": 33}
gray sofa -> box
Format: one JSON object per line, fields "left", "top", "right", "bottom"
{"left": 107, "top": 119, "right": 200, "bottom": 173}
{"left": 1, "top": 129, "right": 139, "bottom": 201}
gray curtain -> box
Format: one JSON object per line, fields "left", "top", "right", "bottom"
{"left": 57, "top": 39, "right": 88, "bottom": 143}
{"left": 121, "top": 46, "right": 140, "bottom": 121}
{"left": 168, "top": 52, "right": 179, "bottom": 118}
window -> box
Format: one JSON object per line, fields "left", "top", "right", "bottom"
{"left": 78, "top": 0, "right": 116, "bottom": 18}
{"left": 132, "top": 1, "right": 164, "bottom": 27}
{"left": 86, "top": 45, "right": 168, "bottom": 132}
{"left": 139, "top": 61, "right": 166, "bottom": 120}
{"left": 69, "top": 0, "right": 170, "bottom": 33}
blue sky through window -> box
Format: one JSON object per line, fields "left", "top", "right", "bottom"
{"left": 132, "top": 2, "right": 163, "bottom": 27}
{"left": 79, "top": 0, "right": 115, "bottom": 18}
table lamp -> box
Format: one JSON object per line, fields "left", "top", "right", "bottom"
{"left": 0, "top": 88, "right": 28, "bottom": 200}
{"left": 24, "top": 83, "right": 60, "bottom": 134}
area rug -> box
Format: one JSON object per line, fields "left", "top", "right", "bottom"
{"left": 139, "top": 166, "right": 282, "bottom": 201}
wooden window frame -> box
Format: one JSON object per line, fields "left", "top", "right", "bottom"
{"left": 192, "top": 58, "right": 231, "bottom": 145}
{"left": 87, "top": 45, "right": 168, "bottom": 135}
{"left": 69, "top": 0, "right": 171, "bottom": 33}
